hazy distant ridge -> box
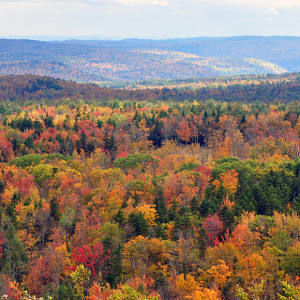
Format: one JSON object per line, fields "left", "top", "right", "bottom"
{"left": 0, "top": 36, "right": 299, "bottom": 82}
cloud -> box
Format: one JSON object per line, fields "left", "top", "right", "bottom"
{"left": 0, "top": 0, "right": 170, "bottom": 6}
{"left": 263, "top": 0, "right": 300, "bottom": 8}
{"left": 169, "top": 0, "right": 300, "bottom": 9}
{"left": 0, "top": 0, "right": 300, "bottom": 37}
{"left": 226, "top": 0, "right": 300, "bottom": 7}
{"left": 114, "top": 0, "right": 169, "bottom": 6}
{"left": 0, "top": 0, "right": 300, "bottom": 8}
{"left": 264, "top": 6, "right": 279, "bottom": 15}
{"left": 75, "top": 0, "right": 170, "bottom": 7}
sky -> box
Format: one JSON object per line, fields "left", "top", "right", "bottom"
{"left": 0, "top": 0, "right": 300, "bottom": 39}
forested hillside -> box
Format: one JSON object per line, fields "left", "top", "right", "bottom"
{"left": 66, "top": 36, "right": 300, "bottom": 71}
{"left": 2, "top": 37, "right": 299, "bottom": 82}
{"left": 0, "top": 73, "right": 300, "bottom": 103}
{"left": 1, "top": 96, "right": 300, "bottom": 299}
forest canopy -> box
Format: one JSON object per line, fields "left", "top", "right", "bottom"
{"left": 0, "top": 75, "right": 300, "bottom": 299}
{"left": 0, "top": 73, "right": 299, "bottom": 103}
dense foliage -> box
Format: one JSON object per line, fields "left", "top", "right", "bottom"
{"left": 0, "top": 73, "right": 300, "bottom": 103}
{"left": 1, "top": 98, "right": 300, "bottom": 299}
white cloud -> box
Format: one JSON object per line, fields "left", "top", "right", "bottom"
{"left": 225, "top": 0, "right": 300, "bottom": 8}
{"left": 0, "top": 0, "right": 299, "bottom": 37}
{"left": 264, "top": 6, "right": 279, "bottom": 15}
{"left": 113, "top": 0, "right": 169, "bottom": 6}
{"left": 0, "top": 0, "right": 299, "bottom": 8}
{"left": 0, "top": 0, "right": 170, "bottom": 6}
{"left": 167, "top": 0, "right": 300, "bottom": 9}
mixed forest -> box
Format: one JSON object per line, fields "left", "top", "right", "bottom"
{"left": 1, "top": 73, "right": 300, "bottom": 299}
{"left": 0, "top": 73, "right": 300, "bottom": 103}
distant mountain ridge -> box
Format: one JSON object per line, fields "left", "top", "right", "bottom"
{"left": 59, "top": 36, "right": 300, "bottom": 71}
{"left": 0, "top": 36, "right": 299, "bottom": 82}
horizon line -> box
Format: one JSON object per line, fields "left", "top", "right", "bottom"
{"left": 1, "top": 34, "right": 300, "bottom": 42}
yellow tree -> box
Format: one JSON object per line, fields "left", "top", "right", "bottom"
{"left": 220, "top": 169, "right": 239, "bottom": 195}
{"left": 187, "top": 288, "right": 219, "bottom": 300}
{"left": 175, "top": 273, "right": 197, "bottom": 299}
{"left": 205, "top": 260, "right": 232, "bottom": 289}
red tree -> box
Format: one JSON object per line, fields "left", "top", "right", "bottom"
{"left": 72, "top": 242, "right": 110, "bottom": 278}
{"left": 202, "top": 214, "right": 224, "bottom": 246}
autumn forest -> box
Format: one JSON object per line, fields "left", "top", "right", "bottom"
{"left": 1, "top": 74, "right": 300, "bottom": 299}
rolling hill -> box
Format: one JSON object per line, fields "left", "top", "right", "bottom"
{"left": 1, "top": 36, "right": 299, "bottom": 82}
{"left": 63, "top": 36, "right": 300, "bottom": 71}
{"left": 0, "top": 73, "right": 299, "bottom": 103}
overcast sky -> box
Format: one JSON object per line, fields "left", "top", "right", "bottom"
{"left": 0, "top": 0, "right": 300, "bottom": 39}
